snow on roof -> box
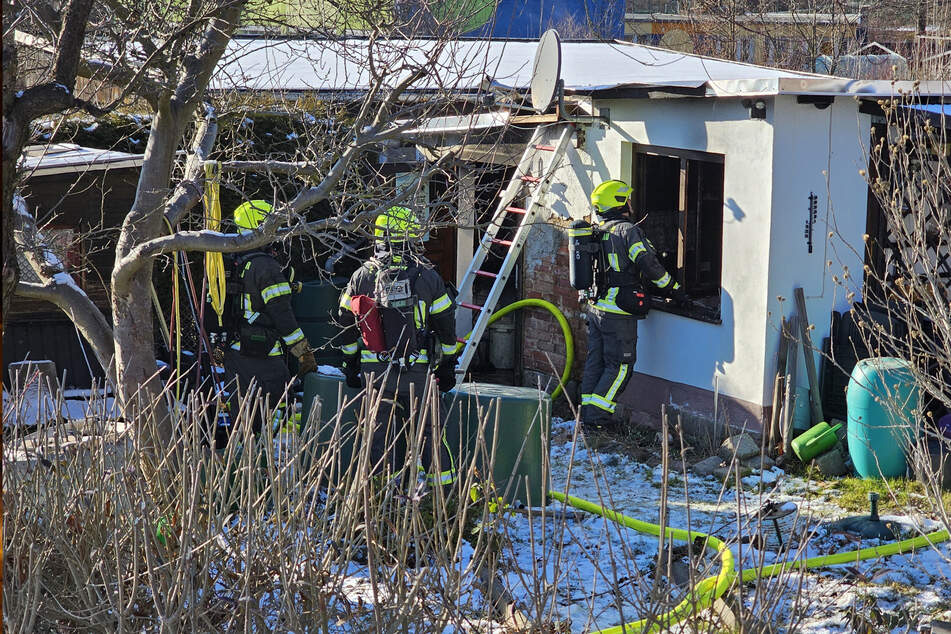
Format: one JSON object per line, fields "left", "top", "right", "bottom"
{"left": 213, "top": 37, "right": 950, "bottom": 99}
{"left": 20, "top": 144, "right": 144, "bottom": 177}
{"left": 213, "top": 37, "right": 811, "bottom": 94}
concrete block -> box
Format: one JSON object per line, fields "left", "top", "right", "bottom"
{"left": 812, "top": 445, "right": 848, "bottom": 477}
{"left": 8, "top": 360, "right": 57, "bottom": 393}
{"left": 719, "top": 433, "right": 761, "bottom": 462}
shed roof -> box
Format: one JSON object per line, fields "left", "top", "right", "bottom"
{"left": 214, "top": 37, "right": 950, "bottom": 99}
{"left": 21, "top": 144, "right": 144, "bottom": 177}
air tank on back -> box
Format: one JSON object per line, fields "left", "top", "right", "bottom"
{"left": 568, "top": 220, "right": 595, "bottom": 290}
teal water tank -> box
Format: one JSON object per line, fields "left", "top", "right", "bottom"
{"left": 443, "top": 383, "right": 551, "bottom": 506}
{"left": 846, "top": 357, "right": 919, "bottom": 479}
{"left": 292, "top": 279, "right": 345, "bottom": 366}
{"left": 300, "top": 371, "right": 364, "bottom": 483}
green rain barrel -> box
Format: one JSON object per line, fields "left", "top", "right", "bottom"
{"left": 292, "top": 279, "right": 345, "bottom": 366}
{"left": 300, "top": 370, "right": 364, "bottom": 484}
{"left": 443, "top": 383, "right": 551, "bottom": 507}
{"left": 846, "top": 357, "right": 919, "bottom": 479}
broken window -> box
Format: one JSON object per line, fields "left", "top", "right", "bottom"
{"left": 632, "top": 145, "right": 724, "bottom": 323}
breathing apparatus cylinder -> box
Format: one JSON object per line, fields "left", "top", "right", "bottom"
{"left": 568, "top": 220, "right": 596, "bottom": 290}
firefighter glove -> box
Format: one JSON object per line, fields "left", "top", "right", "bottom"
{"left": 435, "top": 356, "right": 457, "bottom": 393}
{"left": 342, "top": 354, "right": 363, "bottom": 389}
{"left": 291, "top": 340, "right": 318, "bottom": 377}
{"left": 669, "top": 284, "right": 688, "bottom": 306}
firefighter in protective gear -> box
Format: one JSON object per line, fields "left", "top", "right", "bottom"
{"left": 220, "top": 200, "right": 317, "bottom": 445}
{"left": 337, "top": 206, "right": 458, "bottom": 485}
{"left": 580, "top": 180, "right": 685, "bottom": 428}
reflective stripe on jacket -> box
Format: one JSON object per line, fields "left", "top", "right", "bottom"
{"left": 337, "top": 255, "right": 456, "bottom": 366}
{"left": 591, "top": 218, "right": 679, "bottom": 315}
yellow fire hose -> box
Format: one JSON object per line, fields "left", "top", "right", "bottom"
{"left": 204, "top": 162, "right": 226, "bottom": 326}
{"left": 551, "top": 491, "right": 949, "bottom": 633}
{"left": 453, "top": 298, "right": 574, "bottom": 400}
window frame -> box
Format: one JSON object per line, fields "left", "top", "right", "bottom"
{"left": 632, "top": 143, "right": 725, "bottom": 324}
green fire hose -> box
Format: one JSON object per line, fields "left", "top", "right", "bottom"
{"left": 552, "top": 491, "right": 950, "bottom": 633}
{"left": 457, "top": 300, "right": 950, "bottom": 632}
{"left": 454, "top": 298, "right": 574, "bottom": 400}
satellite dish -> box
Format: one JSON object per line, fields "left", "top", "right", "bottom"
{"left": 531, "top": 29, "right": 561, "bottom": 113}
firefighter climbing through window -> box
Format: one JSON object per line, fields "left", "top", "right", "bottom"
{"left": 215, "top": 200, "right": 317, "bottom": 447}
{"left": 570, "top": 180, "right": 686, "bottom": 429}
{"left": 337, "top": 205, "right": 458, "bottom": 486}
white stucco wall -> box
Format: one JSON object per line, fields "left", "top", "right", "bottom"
{"left": 537, "top": 94, "right": 872, "bottom": 412}
{"left": 544, "top": 97, "right": 777, "bottom": 410}
{"left": 764, "top": 97, "right": 871, "bottom": 404}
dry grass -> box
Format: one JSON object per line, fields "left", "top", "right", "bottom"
{"left": 4, "top": 371, "right": 950, "bottom": 633}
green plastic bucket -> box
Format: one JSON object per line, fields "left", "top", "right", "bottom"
{"left": 292, "top": 279, "right": 345, "bottom": 366}
{"left": 443, "top": 383, "right": 551, "bottom": 506}
{"left": 846, "top": 357, "right": 919, "bottom": 479}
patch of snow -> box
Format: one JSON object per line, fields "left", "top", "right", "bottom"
{"left": 490, "top": 424, "right": 951, "bottom": 633}
{"left": 318, "top": 365, "right": 344, "bottom": 378}
{"left": 286, "top": 132, "right": 298, "bottom": 140}
{"left": 83, "top": 123, "right": 99, "bottom": 132}
{"left": 742, "top": 466, "right": 784, "bottom": 487}
{"left": 16, "top": 90, "right": 23, "bottom": 98}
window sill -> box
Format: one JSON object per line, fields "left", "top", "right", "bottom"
{"left": 651, "top": 298, "right": 722, "bottom": 325}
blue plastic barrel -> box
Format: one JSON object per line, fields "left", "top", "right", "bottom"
{"left": 846, "top": 357, "right": 919, "bottom": 479}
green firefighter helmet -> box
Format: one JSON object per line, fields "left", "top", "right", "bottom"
{"left": 590, "top": 180, "right": 633, "bottom": 213}
{"left": 233, "top": 200, "right": 273, "bottom": 231}
{"left": 374, "top": 206, "right": 422, "bottom": 244}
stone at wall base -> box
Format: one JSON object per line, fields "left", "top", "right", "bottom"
{"left": 812, "top": 445, "right": 849, "bottom": 477}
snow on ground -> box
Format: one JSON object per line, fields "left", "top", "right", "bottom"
{"left": 491, "top": 418, "right": 951, "bottom": 633}
{"left": 2, "top": 387, "right": 118, "bottom": 428}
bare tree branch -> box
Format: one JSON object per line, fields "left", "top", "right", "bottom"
{"left": 12, "top": 195, "right": 116, "bottom": 382}
{"left": 117, "top": 151, "right": 455, "bottom": 264}
{"left": 165, "top": 106, "right": 219, "bottom": 226}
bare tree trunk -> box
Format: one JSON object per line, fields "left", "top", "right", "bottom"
{"left": 2, "top": 0, "right": 19, "bottom": 324}
{"left": 110, "top": 4, "right": 246, "bottom": 446}
{"left": 112, "top": 102, "right": 183, "bottom": 449}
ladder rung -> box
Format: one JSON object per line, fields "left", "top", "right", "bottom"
{"left": 491, "top": 238, "right": 513, "bottom": 246}
{"left": 505, "top": 206, "right": 527, "bottom": 215}
{"left": 520, "top": 175, "right": 541, "bottom": 183}
{"left": 475, "top": 270, "right": 497, "bottom": 278}
{"left": 534, "top": 144, "right": 556, "bottom": 151}
{"left": 460, "top": 302, "right": 483, "bottom": 311}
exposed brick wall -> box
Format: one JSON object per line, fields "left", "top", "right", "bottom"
{"left": 521, "top": 220, "right": 588, "bottom": 388}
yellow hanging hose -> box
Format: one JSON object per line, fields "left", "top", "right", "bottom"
{"left": 454, "top": 298, "right": 574, "bottom": 400}
{"left": 204, "top": 161, "right": 226, "bottom": 326}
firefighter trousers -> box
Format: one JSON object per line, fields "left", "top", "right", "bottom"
{"left": 220, "top": 349, "right": 292, "bottom": 447}
{"left": 362, "top": 364, "right": 455, "bottom": 487}
{"left": 580, "top": 309, "right": 637, "bottom": 426}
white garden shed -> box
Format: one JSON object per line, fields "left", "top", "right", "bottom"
{"left": 216, "top": 36, "right": 950, "bottom": 430}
